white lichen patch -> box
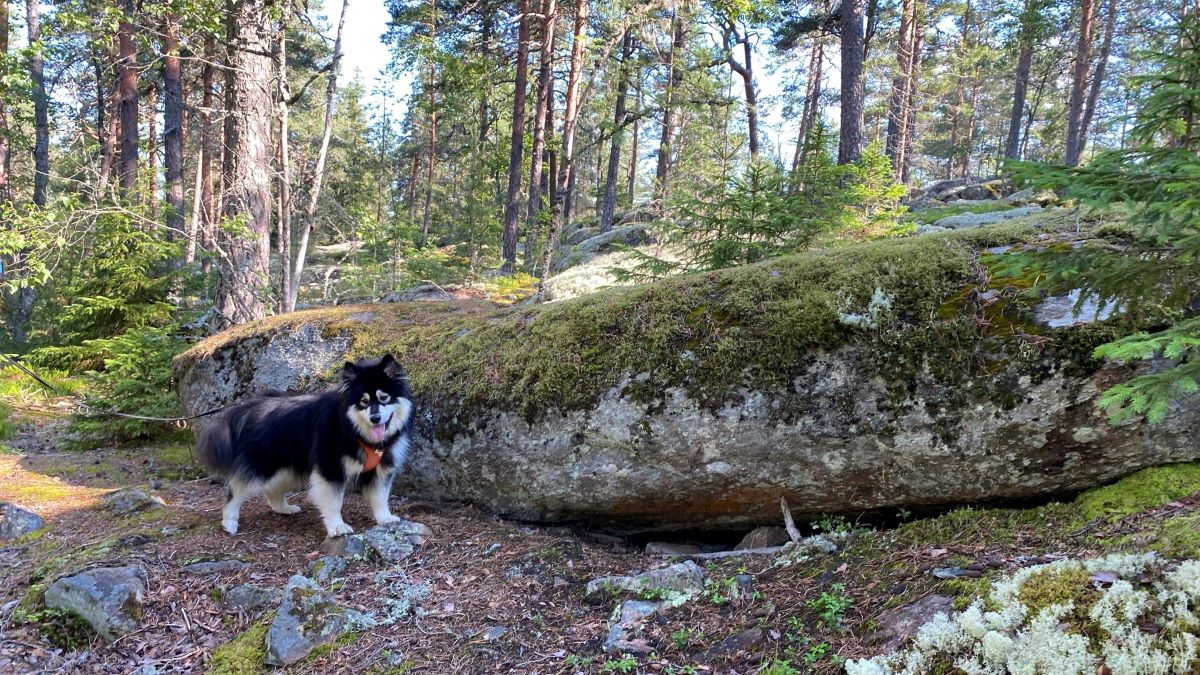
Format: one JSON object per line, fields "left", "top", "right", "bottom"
{"left": 846, "top": 553, "right": 1200, "bottom": 675}
{"left": 837, "top": 287, "right": 895, "bottom": 329}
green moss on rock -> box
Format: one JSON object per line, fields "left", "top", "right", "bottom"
{"left": 1074, "top": 462, "right": 1200, "bottom": 522}
{"left": 207, "top": 618, "right": 270, "bottom": 674}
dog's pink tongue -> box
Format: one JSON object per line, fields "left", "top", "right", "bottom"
{"left": 370, "top": 424, "right": 387, "bottom": 442}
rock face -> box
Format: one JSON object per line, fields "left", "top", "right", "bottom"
{"left": 926, "top": 205, "right": 1044, "bottom": 231}
{"left": 175, "top": 227, "right": 1200, "bottom": 532}
{"left": 44, "top": 566, "right": 146, "bottom": 641}
{"left": 0, "top": 503, "right": 44, "bottom": 540}
{"left": 102, "top": 488, "right": 167, "bottom": 516}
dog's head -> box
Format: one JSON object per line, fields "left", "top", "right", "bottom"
{"left": 340, "top": 354, "right": 413, "bottom": 444}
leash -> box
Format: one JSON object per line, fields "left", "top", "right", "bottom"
{"left": 1, "top": 352, "right": 228, "bottom": 428}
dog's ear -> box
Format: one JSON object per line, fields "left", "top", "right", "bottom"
{"left": 380, "top": 353, "right": 402, "bottom": 378}
{"left": 341, "top": 361, "right": 359, "bottom": 383}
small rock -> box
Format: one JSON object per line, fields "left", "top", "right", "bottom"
{"left": 735, "top": 574, "right": 754, "bottom": 598}
{"left": 873, "top": 594, "right": 955, "bottom": 652}
{"left": 44, "top": 565, "right": 147, "bottom": 641}
{"left": 603, "top": 600, "right": 661, "bottom": 655}
{"left": 1033, "top": 289, "right": 1120, "bottom": 328}
{"left": 307, "top": 556, "right": 347, "bottom": 584}
{"left": 1004, "top": 187, "right": 1059, "bottom": 207}
{"left": 320, "top": 533, "right": 368, "bottom": 558}
{"left": 101, "top": 488, "right": 167, "bottom": 516}
{"left": 183, "top": 559, "right": 249, "bottom": 575}
{"left": 698, "top": 628, "right": 764, "bottom": 660}
{"left": 644, "top": 542, "right": 701, "bottom": 556}
{"left": 0, "top": 503, "right": 45, "bottom": 540}
{"left": 266, "top": 575, "right": 352, "bottom": 666}
{"left": 735, "top": 526, "right": 790, "bottom": 550}
{"left": 929, "top": 205, "right": 1043, "bottom": 230}
{"left": 223, "top": 583, "right": 281, "bottom": 611}
{"left": 931, "top": 567, "right": 980, "bottom": 579}
{"left": 479, "top": 626, "right": 507, "bottom": 641}
{"left": 586, "top": 561, "right": 705, "bottom": 607}
{"left": 116, "top": 534, "right": 154, "bottom": 549}
{"left": 362, "top": 519, "right": 432, "bottom": 563}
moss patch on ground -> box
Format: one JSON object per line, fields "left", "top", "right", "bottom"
{"left": 1074, "top": 461, "right": 1200, "bottom": 521}
{"left": 177, "top": 214, "right": 1104, "bottom": 421}
{"left": 206, "top": 618, "right": 270, "bottom": 674}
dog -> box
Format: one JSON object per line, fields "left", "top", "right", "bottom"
{"left": 196, "top": 354, "right": 414, "bottom": 538}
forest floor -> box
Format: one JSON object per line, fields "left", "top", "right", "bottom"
{"left": 2, "top": 386, "right": 1200, "bottom": 674}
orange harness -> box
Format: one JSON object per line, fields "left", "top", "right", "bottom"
{"left": 357, "top": 438, "right": 385, "bottom": 472}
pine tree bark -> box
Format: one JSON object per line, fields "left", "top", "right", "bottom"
{"left": 525, "top": 0, "right": 558, "bottom": 268}
{"left": 838, "top": 0, "right": 866, "bottom": 165}
{"left": 163, "top": 11, "right": 185, "bottom": 244}
{"left": 1078, "top": 0, "right": 1117, "bottom": 157}
{"left": 885, "top": 0, "right": 916, "bottom": 174}
{"left": 196, "top": 36, "right": 217, "bottom": 273}
{"left": 28, "top": 0, "right": 48, "bottom": 207}
{"left": 287, "top": 0, "right": 347, "bottom": 312}
{"left": 900, "top": 6, "right": 925, "bottom": 184}
{"left": 537, "top": 0, "right": 588, "bottom": 296}
{"left": 0, "top": 0, "right": 10, "bottom": 208}
{"left": 116, "top": 0, "right": 139, "bottom": 197}
{"left": 793, "top": 38, "right": 825, "bottom": 171}
{"left": 276, "top": 21, "right": 292, "bottom": 310}
{"left": 654, "top": 9, "right": 686, "bottom": 204}
{"left": 725, "top": 23, "right": 759, "bottom": 163}
{"left": 599, "top": 30, "right": 633, "bottom": 233}
{"left": 213, "top": 0, "right": 276, "bottom": 328}
{"left": 1004, "top": 0, "right": 1037, "bottom": 159}
{"left": 1065, "top": 0, "right": 1096, "bottom": 167}
{"left": 501, "top": 0, "right": 530, "bottom": 272}
{"left": 627, "top": 74, "right": 640, "bottom": 205}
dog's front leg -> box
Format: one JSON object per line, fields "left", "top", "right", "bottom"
{"left": 363, "top": 469, "right": 400, "bottom": 525}
{"left": 309, "top": 472, "right": 354, "bottom": 536}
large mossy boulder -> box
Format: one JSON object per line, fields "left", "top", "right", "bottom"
{"left": 174, "top": 222, "right": 1200, "bottom": 532}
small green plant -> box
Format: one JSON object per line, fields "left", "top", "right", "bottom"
{"left": 759, "top": 659, "right": 801, "bottom": 675}
{"left": 807, "top": 583, "right": 853, "bottom": 629}
{"left": 705, "top": 576, "right": 741, "bottom": 605}
{"left": 803, "top": 641, "right": 832, "bottom": 664}
{"left": 0, "top": 402, "right": 15, "bottom": 440}
{"left": 813, "top": 515, "right": 851, "bottom": 534}
{"left": 671, "top": 627, "right": 702, "bottom": 650}
{"left": 600, "top": 655, "right": 639, "bottom": 673}
{"left": 564, "top": 653, "right": 592, "bottom": 668}
{"left": 11, "top": 605, "right": 93, "bottom": 650}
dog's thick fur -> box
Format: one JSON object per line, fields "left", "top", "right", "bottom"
{"left": 196, "top": 354, "right": 414, "bottom": 537}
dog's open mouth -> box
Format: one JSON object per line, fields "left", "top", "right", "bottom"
{"left": 369, "top": 424, "right": 388, "bottom": 443}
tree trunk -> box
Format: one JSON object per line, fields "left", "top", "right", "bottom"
{"left": 885, "top": 0, "right": 916, "bottom": 174}
{"left": 276, "top": 20, "right": 292, "bottom": 310}
{"left": 1078, "top": 0, "right": 1117, "bottom": 157}
{"left": 655, "top": 10, "right": 686, "bottom": 204}
{"left": 116, "top": 0, "right": 139, "bottom": 197}
{"left": 197, "top": 36, "right": 217, "bottom": 274}
{"left": 28, "top": 0, "right": 48, "bottom": 207}
{"left": 1004, "top": 0, "right": 1037, "bottom": 159}
{"left": 163, "top": 11, "right": 185, "bottom": 244}
{"left": 286, "top": 0, "right": 347, "bottom": 313}
{"left": 537, "top": 0, "right": 589, "bottom": 296}
{"left": 599, "top": 30, "right": 634, "bottom": 233}
{"left": 726, "top": 23, "right": 759, "bottom": 163}
{"left": 420, "top": 0, "right": 438, "bottom": 248}
{"left": 627, "top": 73, "right": 640, "bottom": 205}
{"left": 526, "top": 0, "right": 558, "bottom": 268}
{"left": 900, "top": 3, "right": 925, "bottom": 184}
{"left": 213, "top": 0, "right": 276, "bottom": 328}
{"left": 838, "top": 0, "right": 865, "bottom": 164}
{"left": 0, "top": 0, "right": 10, "bottom": 208}
{"left": 501, "top": 0, "right": 530, "bottom": 272}
{"left": 1065, "top": 0, "right": 1096, "bottom": 167}
{"left": 147, "top": 83, "right": 159, "bottom": 219}
{"left": 793, "top": 38, "right": 825, "bottom": 170}
{"left": 407, "top": 152, "right": 419, "bottom": 220}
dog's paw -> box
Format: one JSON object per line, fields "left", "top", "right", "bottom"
{"left": 222, "top": 519, "right": 239, "bottom": 535}
{"left": 272, "top": 503, "right": 302, "bottom": 515}
{"left": 326, "top": 521, "right": 354, "bottom": 537}
{"left": 374, "top": 513, "right": 401, "bottom": 525}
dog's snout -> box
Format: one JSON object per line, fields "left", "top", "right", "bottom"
{"left": 369, "top": 413, "right": 382, "bottom": 424}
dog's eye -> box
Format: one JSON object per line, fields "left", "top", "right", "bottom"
{"left": 377, "top": 391, "right": 391, "bottom": 403}
{"left": 359, "top": 394, "right": 370, "bottom": 407}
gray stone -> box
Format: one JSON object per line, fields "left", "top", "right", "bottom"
{"left": 266, "top": 575, "right": 351, "bottom": 666}
{"left": 929, "top": 205, "right": 1044, "bottom": 230}
{"left": 586, "top": 561, "right": 705, "bottom": 606}
{"left": 100, "top": 485, "right": 166, "bottom": 511}
{"left": 44, "top": 565, "right": 146, "bottom": 641}
{"left": 320, "top": 533, "right": 368, "bottom": 558}
{"left": 0, "top": 503, "right": 44, "bottom": 540}
{"left": 183, "top": 559, "right": 249, "bottom": 575}
{"left": 644, "top": 542, "right": 701, "bottom": 556}
{"left": 873, "top": 594, "right": 955, "bottom": 652}
{"left": 550, "top": 224, "right": 655, "bottom": 274}
{"left": 478, "top": 625, "right": 507, "bottom": 641}
{"left": 1004, "top": 187, "right": 1059, "bottom": 207}
{"left": 307, "top": 556, "right": 347, "bottom": 584}
{"left": 698, "top": 628, "right": 764, "bottom": 660}
{"left": 223, "top": 583, "right": 281, "bottom": 611}
{"left": 603, "top": 599, "right": 662, "bottom": 655}
{"left": 362, "top": 519, "right": 432, "bottom": 563}
{"left": 736, "top": 526, "right": 790, "bottom": 550}
{"left": 175, "top": 236, "right": 1200, "bottom": 533}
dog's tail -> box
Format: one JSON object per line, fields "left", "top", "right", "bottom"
{"left": 196, "top": 415, "right": 238, "bottom": 480}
